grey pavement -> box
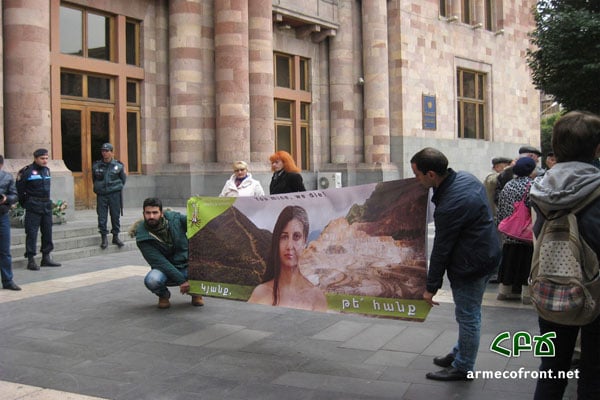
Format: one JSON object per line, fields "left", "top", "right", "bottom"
{"left": 0, "top": 210, "right": 578, "bottom": 399}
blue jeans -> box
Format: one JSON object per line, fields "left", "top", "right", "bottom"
{"left": 534, "top": 315, "right": 600, "bottom": 400}
{"left": 0, "top": 213, "right": 14, "bottom": 285}
{"left": 144, "top": 268, "right": 188, "bottom": 298}
{"left": 448, "top": 273, "right": 491, "bottom": 372}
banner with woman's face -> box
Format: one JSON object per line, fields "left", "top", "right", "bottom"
{"left": 187, "top": 178, "right": 431, "bottom": 321}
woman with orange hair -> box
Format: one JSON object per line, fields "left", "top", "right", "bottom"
{"left": 268, "top": 151, "right": 306, "bottom": 194}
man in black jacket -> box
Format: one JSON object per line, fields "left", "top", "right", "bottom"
{"left": 92, "top": 143, "right": 126, "bottom": 249}
{"left": 16, "top": 149, "right": 61, "bottom": 270}
{"left": 410, "top": 147, "right": 501, "bottom": 381}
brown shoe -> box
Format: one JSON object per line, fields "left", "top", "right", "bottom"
{"left": 158, "top": 296, "right": 171, "bottom": 309}
{"left": 191, "top": 295, "right": 204, "bottom": 307}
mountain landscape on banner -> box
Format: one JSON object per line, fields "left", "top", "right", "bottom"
{"left": 188, "top": 178, "right": 428, "bottom": 300}
{"left": 188, "top": 206, "right": 271, "bottom": 286}
{"left": 301, "top": 179, "right": 427, "bottom": 299}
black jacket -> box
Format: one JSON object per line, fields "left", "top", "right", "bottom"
{"left": 428, "top": 169, "right": 502, "bottom": 293}
{"left": 0, "top": 170, "right": 17, "bottom": 215}
{"left": 16, "top": 163, "right": 51, "bottom": 203}
{"left": 269, "top": 170, "right": 306, "bottom": 194}
{"left": 92, "top": 158, "right": 126, "bottom": 195}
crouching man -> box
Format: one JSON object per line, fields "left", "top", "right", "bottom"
{"left": 132, "top": 197, "right": 203, "bottom": 309}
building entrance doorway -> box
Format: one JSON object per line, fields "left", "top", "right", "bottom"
{"left": 61, "top": 105, "right": 113, "bottom": 209}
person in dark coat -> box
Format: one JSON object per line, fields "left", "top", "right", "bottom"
{"left": 269, "top": 151, "right": 306, "bottom": 194}
{"left": 0, "top": 155, "right": 21, "bottom": 290}
{"left": 410, "top": 147, "right": 501, "bottom": 382}
{"left": 92, "top": 143, "right": 126, "bottom": 249}
{"left": 131, "top": 197, "right": 203, "bottom": 309}
{"left": 15, "top": 148, "right": 61, "bottom": 270}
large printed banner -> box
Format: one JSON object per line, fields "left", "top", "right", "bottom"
{"left": 187, "top": 178, "right": 432, "bottom": 321}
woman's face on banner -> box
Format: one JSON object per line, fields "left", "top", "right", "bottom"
{"left": 279, "top": 218, "right": 306, "bottom": 270}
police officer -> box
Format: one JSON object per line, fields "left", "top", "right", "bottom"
{"left": 92, "top": 143, "right": 126, "bottom": 249}
{"left": 16, "top": 148, "right": 61, "bottom": 270}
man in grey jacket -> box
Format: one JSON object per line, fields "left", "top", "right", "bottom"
{"left": 410, "top": 147, "right": 501, "bottom": 381}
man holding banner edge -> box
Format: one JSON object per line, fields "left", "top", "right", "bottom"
{"left": 131, "top": 197, "right": 204, "bottom": 309}
{"left": 410, "top": 147, "right": 501, "bottom": 381}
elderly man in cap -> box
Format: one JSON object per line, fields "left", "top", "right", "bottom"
{"left": 484, "top": 156, "right": 512, "bottom": 216}
{"left": 16, "top": 149, "right": 61, "bottom": 270}
{"left": 92, "top": 143, "right": 127, "bottom": 249}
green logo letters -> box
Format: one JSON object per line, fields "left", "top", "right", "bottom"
{"left": 490, "top": 331, "right": 556, "bottom": 357}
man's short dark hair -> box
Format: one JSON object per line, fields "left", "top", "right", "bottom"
{"left": 552, "top": 111, "right": 600, "bottom": 163}
{"left": 0, "top": 155, "right": 4, "bottom": 164}
{"left": 143, "top": 197, "right": 163, "bottom": 211}
{"left": 33, "top": 148, "right": 49, "bottom": 158}
{"left": 410, "top": 147, "right": 449, "bottom": 176}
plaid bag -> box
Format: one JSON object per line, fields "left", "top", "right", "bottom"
{"left": 529, "top": 195, "right": 600, "bottom": 326}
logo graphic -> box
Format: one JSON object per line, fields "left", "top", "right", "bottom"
{"left": 490, "top": 331, "right": 556, "bottom": 357}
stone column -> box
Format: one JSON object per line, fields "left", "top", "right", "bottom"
{"left": 145, "top": 0, "right": 170, "bottom": 171}
{"left": 475, "top": 0, "right": 485, "bottom": 27}
{"left": 451, "top": 0, "right": 461, "bottom": 20}
{"left": 248, "top": 0, "right": 274, "bottom": 163}
{"left": 3, "top": 0, "right": 51, "bottom": 158}
{"left": 168, "top": 0, "right": 205, "bottom": 163}
{"left": 329, "top": 0, "right": 356, "bottom": 164}
{"left": 361, "top": 0, "right": 390, "bottom": 164}
{"left": 215, "top": 0, "right": 250, "bottom": 163}
{"left": 387, "top": 0, "right": 404, "bottom": 163}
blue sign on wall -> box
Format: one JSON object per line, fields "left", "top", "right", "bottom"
{"left": 422, "top": 94, "right": 436, "bottom": 130}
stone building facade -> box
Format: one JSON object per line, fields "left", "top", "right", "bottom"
{"left": 0, "top": 0, "right": 539, "bottom": 210}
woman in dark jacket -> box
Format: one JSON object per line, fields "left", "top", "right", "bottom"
{"left": 269, "top": 151, "right": 306, "bottom": 194}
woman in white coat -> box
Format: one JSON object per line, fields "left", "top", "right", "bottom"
{"left": 219, "top": 161, "right": 265, "bottom": 197}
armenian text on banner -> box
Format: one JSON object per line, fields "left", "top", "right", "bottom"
{"left": 187, "top": 178, "right": 432, "bottom": 321}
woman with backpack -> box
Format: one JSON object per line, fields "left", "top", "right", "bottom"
{"left": 529, "top": 111, "right": 600, "bottom": 400}
{"left": 495, "top": 156, "right": 537, "bottom": 303}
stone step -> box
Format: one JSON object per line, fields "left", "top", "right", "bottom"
{"left": 10, "top": 233, "right": 136, "bottom": 258}
{"left": 10, "top": 216, "right": 142, "bottom": 246}
{"left": 11, "top": 242, "right": 137, "bottom": 270}
{"left": 9, "top": 213, "right": 142, "bottom": 270}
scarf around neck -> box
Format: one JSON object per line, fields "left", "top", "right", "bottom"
{"left": 145, "top": 217, "right": 172, "bottom": 245}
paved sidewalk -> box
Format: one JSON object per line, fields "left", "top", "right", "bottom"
{"left": 0, "top": 217, "right": 577, "bottom": 399}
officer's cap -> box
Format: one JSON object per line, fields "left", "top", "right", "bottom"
{"left": 101, "top": 143, "right": 114, "bottom": 151}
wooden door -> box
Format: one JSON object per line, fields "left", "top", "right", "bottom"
{"left": 61, "top": 105, "right": 113, "bottom": 209}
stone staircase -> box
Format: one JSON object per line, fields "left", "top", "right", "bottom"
{"left": 9, "top": 210, "right": 143, "bottom": 269}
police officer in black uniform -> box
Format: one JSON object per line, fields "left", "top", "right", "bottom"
{"left": 92, "top": 143, "right": 126, "bottom": 249}
{"left": 16, "top": 148, "right": 61, "bottom": 270}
